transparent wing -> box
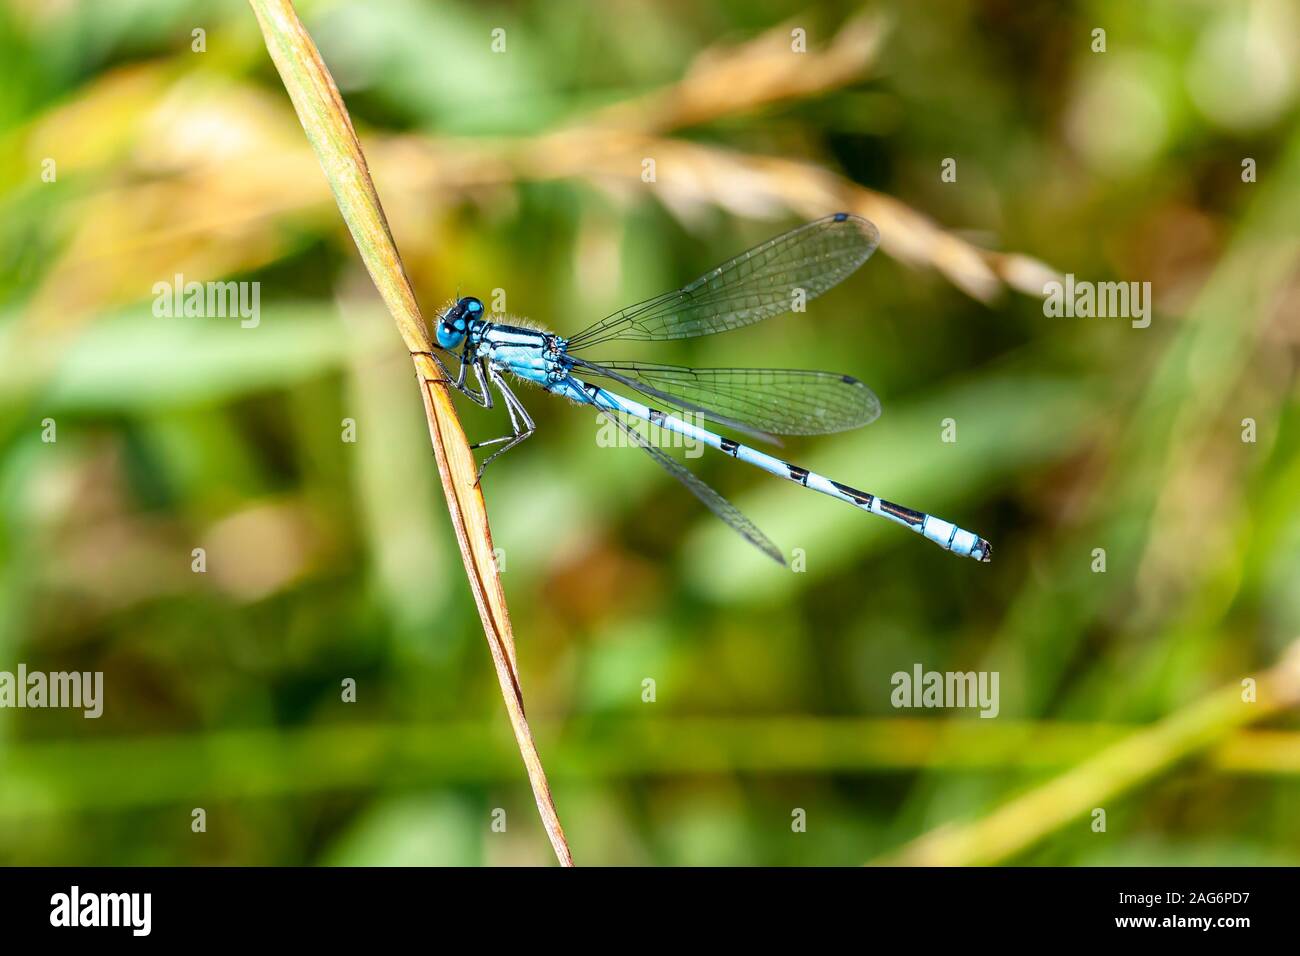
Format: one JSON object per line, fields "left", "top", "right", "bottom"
{"left": 565, "top": 213, "right": 879, "bottom": 351}
{"left": 571, "top": 358, "right": 880, "bottom": 437}
{"left": 597, "top": 409, "right": 784, "bottom": 565}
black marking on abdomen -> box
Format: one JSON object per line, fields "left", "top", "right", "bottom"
{"left": 720, "top": 438, "right": 739, "bottom": 456}
{"left": 831, "top": 480, "right": 873, "bottom": 507}
{"left": 878, "top": 497, "right": 926, "bottom": 527}
{"left": 787, "top": 464, "right": 810, "bottom": 485}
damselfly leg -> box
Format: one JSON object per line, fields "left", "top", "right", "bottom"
{"left": 468, "top": 364, "right": 536, "bottom": 481}
{"left": 428, "top": 346, "right": 492, "bottom": 407}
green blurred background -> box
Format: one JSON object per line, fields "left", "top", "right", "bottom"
{"left": 1, "top": 0, "right": 1298, "bottom": 866}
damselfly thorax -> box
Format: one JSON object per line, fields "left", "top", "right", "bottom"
{"left": 469, "top": 323, "right": 568, "bottom": 384}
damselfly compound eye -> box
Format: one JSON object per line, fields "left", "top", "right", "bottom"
{"left": 436, "top": 317, "right": 466, "bottom": 349}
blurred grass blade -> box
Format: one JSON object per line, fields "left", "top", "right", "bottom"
{"left": 246, "top": 0, "right": 571, "bottom": 865}
{"left": 874, "top": 640, "right": 1300, "bottom": 866}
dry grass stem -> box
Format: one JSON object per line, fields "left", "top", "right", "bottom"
{"left": 246, "top": 0, "right": 571, "bottom": 865}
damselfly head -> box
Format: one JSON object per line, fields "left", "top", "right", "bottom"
{"left": 436, "top": 296, "right": 484, "bottom": 349}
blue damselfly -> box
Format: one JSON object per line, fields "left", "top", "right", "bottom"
{"left": 423, "top": 214, "right": 991, "bottom": 564}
